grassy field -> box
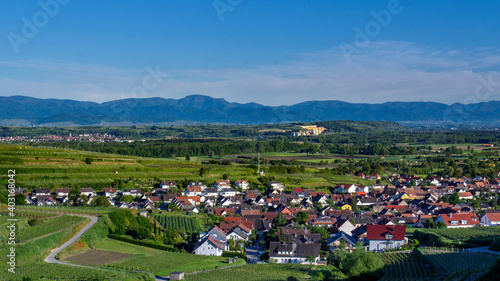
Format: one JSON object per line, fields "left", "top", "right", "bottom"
{"left": 0, "top": 144, "right": 377, "bottom": 191}
{"left": 184, "top": 264, "right": 316, "bottom": 281}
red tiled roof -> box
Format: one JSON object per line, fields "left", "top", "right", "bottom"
{"left": 208, "top": 235, "right": 225, "bottom": 250}
{"left": 367, "top": 225, "right": 406, "bottom": 241}
{"left": 438, "top": 213, "right": 479, "bottom": 226}
{"left": 225, "top": 217, "right": 244, "bottom": 223}
{"left": 486, "top": 213, "right": 500, "bottom": 222}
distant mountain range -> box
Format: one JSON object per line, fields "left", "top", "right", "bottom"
{"left": 0, "top": 95, "right": 499, "bottom": 127}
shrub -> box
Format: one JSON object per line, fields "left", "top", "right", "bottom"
{"left": 107, "top": 234, "right": 177, "bottom": 252}
{"left": 222, "top": 251, "right": 247, "bottom": 261}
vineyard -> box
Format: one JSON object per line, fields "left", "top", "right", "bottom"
{"left": 184, "top": 264, "right": 314, "bottom": 281}
{"left": 421, "top": 226, "right": 500, "bottom": 240}
{"left": 154, "top": 213, "right": 204, "bottom": 233}
{"left": 16, "top": 205, "right": 115, "bottom": 216}
{"left": 416, "top": 248, "right": 499, "bottom": 280}
{"left": 379, "top": 251, "right": 430, "bottom": 280}
{"left": 0, "top": 262, "right": 153, "bottom": 281}
{"left": 17, "top": 215, "right": 87, "bottom": 243}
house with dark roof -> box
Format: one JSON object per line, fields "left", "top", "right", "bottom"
{"left": 269, "top": 242, "right": 321, "bottom": 264}
{"left": 32, "top": 188, "right": 51, "bottom": 198}
{"left": 277, "top": 227, "right": 321, "bottom": 244}
{"left": 102, "top": 188, "right": 117, "bottom": 198}
{"left": 309, "top": 216, "right": 336, "bottom": 227}
{"left": 80, "top": 188, "right": 94, "bottom": 197}
{"left": 160, "top": 181, "right": 177, "bottom": 189}
{"left": 367, "top": 225, "right": 406, "bottom": 252}
{"left": 56, "top": 188, "right": 72, "bottom": 198}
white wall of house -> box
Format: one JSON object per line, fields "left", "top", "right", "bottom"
{"left": 369, "top": 239, "right": 405, "bottom": 252}
{"left": 481, "top": 215, "right": 500, "bottom": 226}
{"left": 270, "top": 257, "right": 314, "bottom": 264}
{"left": 194, "top": 241, "right": 224, "bottom": 256}
{"left": 436, "top": 217, "right": 476, "bottom": 228}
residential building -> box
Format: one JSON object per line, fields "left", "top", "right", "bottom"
{"left": 269, "top": 242, "right": 321, "bottom": 264}
{"left": 367, "top": 225, "right": 406, "bottom": 252}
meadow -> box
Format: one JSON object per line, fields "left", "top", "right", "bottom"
{"left": 0, "top": 144, "right": 378, "bottom": 192}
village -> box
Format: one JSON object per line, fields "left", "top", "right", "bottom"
{"left": 16, "top": 172, "right": 500, "bottom": 265}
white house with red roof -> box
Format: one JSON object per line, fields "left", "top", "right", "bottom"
{"left": 367, "top": 225, "right": 407, "bottom": 252}
{"left": 480, "top": 211, "right": 500, "bottom": 226}
{"left": 184, "top": 185, "right": 203, "bottom": 196}
{"left": 235, "top": 180, "right": 249, "bottom": 190}
{"left": 214, "top": 180, "right": 231, "bottom": 191}
{"left": 309, "top": 217, "right": 336, "bottom": 227}
{"left": 336, "top": 184, "right": 358, "bottom": 193}
{"left": 436, "top": 212, "right": 479, "bottom": 228}
{"left": 458, "top": 192, "right": 473, "bottom": 200}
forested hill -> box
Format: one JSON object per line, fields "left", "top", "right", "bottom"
{"left": 1, "top": 95, "right": 500, "bottom": 126}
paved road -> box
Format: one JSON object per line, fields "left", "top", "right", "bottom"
{"left": 44, "top": 215, "right": 99, "bottom": 265}
{"left": 246, "top": 245, "right": 260, "bottom": 263}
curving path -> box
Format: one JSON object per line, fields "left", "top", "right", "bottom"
{"left": 43, "top": 215, "right": 167, "bottom": 280}
{"left": 44, "top": 215, "right": 99, "bottom": 265}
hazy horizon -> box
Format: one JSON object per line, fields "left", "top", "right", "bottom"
{"left": 1, "top": 1, "right": 500, "bottom": 106}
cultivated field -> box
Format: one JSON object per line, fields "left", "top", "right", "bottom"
{"left": 0, "top": 144, "right": 377, "bottom": 192}
{"left": 62, "top": 249, "right": 132, "bottom": 266}
{"left": 184, "top": 264, "right": 315, "bottom": 281}
{"left": 154, "top": 213, "right": 204, "bottom": 233}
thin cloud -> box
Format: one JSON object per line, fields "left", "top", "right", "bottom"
{"left": 0, "top": 41, "right": 499, "bottom": 105}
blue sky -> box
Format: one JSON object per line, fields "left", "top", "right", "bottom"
{"left": 1, "top": 0, "right": 500, "bottom": 105}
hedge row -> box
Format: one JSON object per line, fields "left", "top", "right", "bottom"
{"left": 107, "top": 234, "right": 178, "bottom": 252}
{"left": 222, "top": 251, "right": 247, "bottom": 261}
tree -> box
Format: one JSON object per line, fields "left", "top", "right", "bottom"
{"left": 314, "top": 272, "right": 324, "bottom": 280}
{"left": 306, "top": 255, "right": 316, "bottom": 263}
{"left": 92, "top": 195, "right": 111, "bottom": 207}
{"left": 84, "top": 157, "right": 93, "bottom": 165}
{"left": 330, "top": 239, "right": 348, "bottom": 267}
{"left": 122, "top": 195, "right": 134, "bottom": 203}
{"left": 68, "top": 188, "right": 81, "bottom": 205}
{"left": 14, "top": 193, "right": 26, "bottom": 205}
{"left": 450, "top": 192, "right": 460, "bottom": 204}
{"left": 350, "top": 197, "right": 358, "bottom": 213}
{"left": 137, "top": 226, "right": 151, "bottom": 239}
{"left": 274, "top": 213, "right": 288, "bottom": 226}
{"left": 199, "top": 167, "right": 209, "bottom": 177}
{"left": 185, "top": 154, "right": 191, "bottom": 161}
{"left": 339, "top": 246, "right": 383, "bottom": 279}
{"left": 79, "top": 194, "right": 89, "bottom": 206}
{"left": 295, "top": 211, "right": 309, "bottom": 224}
